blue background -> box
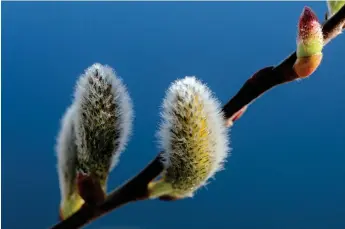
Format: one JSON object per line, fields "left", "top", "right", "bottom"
{"left": 2, "top": 2, "right": 345, "bottom": 229}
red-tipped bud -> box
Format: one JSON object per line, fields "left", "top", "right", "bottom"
{"left": 294, "top": 6, "right": 324, "bottom": 78}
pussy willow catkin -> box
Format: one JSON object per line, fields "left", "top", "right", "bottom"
{"left": 56, "top": 63, "right": 134, "bottom": 220}
{"left": 150, "top": 76, "right": 230, "bottom": 199}
{"left": 73, "top": 63, "right": 134, "bottom": 187}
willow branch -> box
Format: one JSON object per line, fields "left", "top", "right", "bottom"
{"left": 49, "top": 5, "right": 345, "bottom": 229}
{"left": 222, "top": 5, "right": 345, "bottom": 122}
{"left": 51, "top": 155, "right": 164, "bottom": 229}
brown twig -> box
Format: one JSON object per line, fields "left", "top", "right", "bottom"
{"left": 51, "top": 155, "right": 164, "bottom": 229}
{"left": 49, "top": 5, "right": 345, "bottom": 229}
{"left": 222, "top": 5, "right": 345, "bottom": 122}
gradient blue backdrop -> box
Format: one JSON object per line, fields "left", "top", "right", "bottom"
{"left": 2, "top": 2, "right": 345, "bottom": 229}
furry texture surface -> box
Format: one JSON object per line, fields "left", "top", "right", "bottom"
{"left": 157, "top": 76, "right": 230, "bottom": 197}
{"left": 56, "top": 104, "right": 79, "bottom": 203}
{"left": 73, "top": 63, "right": 134, "bottom": 185}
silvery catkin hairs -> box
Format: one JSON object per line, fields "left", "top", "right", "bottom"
{"left": 56, "top": 104, "right": 85, "bottom": 220}
{"left": 55, "top": 63, "right": 134, "bottom": 220}
{"left": 56, "top": 104, "right": 79, "bottom": 205}
{"left": 73, "top": 63, "right": 134, "bottom": 188}
{"left": 149, "top": 76, "right": 230, "bottom": 199}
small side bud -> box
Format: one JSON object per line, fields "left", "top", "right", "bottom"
{"left": 150, "top": 76, "right": 230, "bottom": 199}
{"left": 326, "top": 0, "right": 345, "bottom": 20}
{"left": 293, "top": 6, "right": 324, "bottom": 78}
{"left": 73, "top": 63, "right": 134, "bottom": 192}
{"left": 56, "top": 105, "right": 84, "bottom": 220}
{"left": 226, "top": 105, "right": 248, "bottom": 127}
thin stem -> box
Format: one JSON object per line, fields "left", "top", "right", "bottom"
{"left": 222, "top": 5, "right": 345, "bottom": 121}
{"left": 49, "top": 155, "right": 164, "bottom": 229}
{"left": 49, "top": 5, "right": 345, "bottom": 229}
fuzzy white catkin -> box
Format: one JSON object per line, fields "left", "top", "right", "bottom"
{"left": 157, "top": 76, "right": 230, "bottom": 197}
{"left": 56, "top": 104, "right": 78, "bottom": 203}
{"left": 73, "top": 63, "right": 134, "bottom": 183}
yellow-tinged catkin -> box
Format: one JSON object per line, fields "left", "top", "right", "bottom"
{"left": 151, "top": 76, "right": 230, "bottom": 199}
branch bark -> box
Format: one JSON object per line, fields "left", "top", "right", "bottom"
{"left": 222, "top": 5, "right": 345, "bottom": 122}
{"left": 49, "top": 5, "right": 345, "bottom": 229}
